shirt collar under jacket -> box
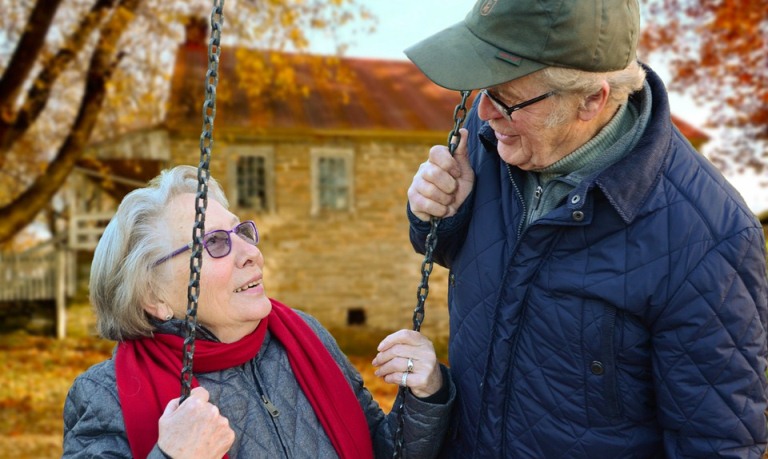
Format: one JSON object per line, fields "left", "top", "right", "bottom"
{"left": 479, "top": 64, "right": 664, "bottom": 225}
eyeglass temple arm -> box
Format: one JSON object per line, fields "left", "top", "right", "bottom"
{"left": 153, "top": 243, "right": 193, "bottom": 266}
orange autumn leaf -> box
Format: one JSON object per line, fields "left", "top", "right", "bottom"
{"left": 639, "top": 0, "right": 767, "bottom": 174}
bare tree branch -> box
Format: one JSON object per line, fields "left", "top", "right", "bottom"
{"left": 0, "top": 0, "right": 142, "bottom": 243}
{"left": 0, "top": 0, "right": 64, "bottom": 119}
{"left": 0, "top": 0, "right": 120, "bottom": 155}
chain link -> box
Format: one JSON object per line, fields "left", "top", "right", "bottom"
{"left": 177, "top": 4, "right": 467, "bottom": 450}
{"left": 392, "top": 90, "right": 471, "bottom": 458}
{"left": 180, "top": 0, "right": 225, "bottom": 403}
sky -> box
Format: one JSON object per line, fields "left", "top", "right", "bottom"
{"left": 308, "top": 0, "right": 706, "bottom": 125}
{"left": 307, "top": 1, "right": 768, "bottom": 214}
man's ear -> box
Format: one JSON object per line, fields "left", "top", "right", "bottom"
{"left": 578, "top": 80, "right": 611, "bottom": 121}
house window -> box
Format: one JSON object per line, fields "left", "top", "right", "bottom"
{"left": 319, "top": 157, "right": 348, "bottom": 208}
{"left": 311, "top": 147, "right": 354, "bottom": 215}
{"left": 347, "top": 308, "right": 366, "bottom": 326}
{"left": 228, "top": 146, "right": 275, "bottom": 213}
{"left": 237, "top": 156, "right": 267, "bottom": 208}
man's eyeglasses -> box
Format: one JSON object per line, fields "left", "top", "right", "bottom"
{"left": 153, "top": 221, "right": 259, "bottom": 266}
{"left": 481, "top": 89, "right": 557, "bottom": 122}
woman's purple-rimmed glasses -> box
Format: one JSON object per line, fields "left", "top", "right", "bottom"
{"left": 153, "top": 221, "right": 259, "bottom": 266}
{"left": 481, "top": 88, "right": 557, "bottom": 122}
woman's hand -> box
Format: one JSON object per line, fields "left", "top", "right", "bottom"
{"left": 372, "top": 329, "right": 443, "bottom": 398}
{"left": 157, "top": 386, "right": 235, "bottom": 458}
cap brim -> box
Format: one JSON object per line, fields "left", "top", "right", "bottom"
{"left": 404, "top": 22, "right": 547, "bottom": 91}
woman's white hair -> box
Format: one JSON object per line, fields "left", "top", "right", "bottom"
{"left": 89, "top": 165, "right": 229, "bottom": 341}
{"left": 539, "top": 60, "right": 646, "bottom": 127}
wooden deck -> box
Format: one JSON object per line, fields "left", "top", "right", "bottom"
{"left": 0, "top": 239, "right": 74, "bottom": 338}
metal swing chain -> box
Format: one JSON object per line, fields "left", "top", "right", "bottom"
{"left": 180, "top": 0, "right": 225, "bottom": 403}
{"left": 175, "top": 0, "right": 469, "bottom": 449}
{"left": 392, "top": 89, "right": 471, "bottom": 458}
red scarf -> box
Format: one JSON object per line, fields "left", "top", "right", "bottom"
{"left": 115, "top": 299, "right": 373, "bottom": 459}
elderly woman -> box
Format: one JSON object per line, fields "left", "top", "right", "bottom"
{"left": 63, "top": 165, "right": 454, "bottom": 459}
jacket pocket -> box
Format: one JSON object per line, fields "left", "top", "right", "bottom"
{"left": 586, "top": 305, "right": 622, "bottom": 422}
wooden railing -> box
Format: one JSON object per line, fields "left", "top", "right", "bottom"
{"left": 0, "top": 250, "right": 57, "bottom": 301}
{"left": 0, "top": 237, "right": 73, "bottom": 338}
{"left": 69, "top": 211, "right": 114, "bottom": 251}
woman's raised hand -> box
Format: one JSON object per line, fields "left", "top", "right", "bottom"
{"left": 372, "top": 329, "right": 443, "bottom": 398}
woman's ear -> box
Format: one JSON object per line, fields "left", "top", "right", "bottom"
{"left": 578, "top": 80, "right": 611, "bottom": 121}
{"left": 144, "top": 299, "right": 173, "bottom": 321}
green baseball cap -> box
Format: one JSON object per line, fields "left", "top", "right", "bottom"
{"left": 404, "top": 0, "right": 640, "bottom": 90}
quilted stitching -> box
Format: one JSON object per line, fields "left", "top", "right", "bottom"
{"left": 63, "top": 312, "right": 456, "bottom": 458}
{"left": 411, "top": 68, "right": 768, "bottom": 458}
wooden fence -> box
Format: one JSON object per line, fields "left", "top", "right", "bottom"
{"left": 0, "top": 251, "right": 55, "bottom": 300}
{"left": 0, "top": 238, "right": 73, "bottom": 338}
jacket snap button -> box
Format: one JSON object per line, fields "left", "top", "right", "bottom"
{"left": 571, "top": 195, "right": 581, "bottom": 204}
{"left": 572, "top": 211, "right": 585, "bottom": 222}
{"left": 590, "top": 361, "right": 604, "bottom": 375}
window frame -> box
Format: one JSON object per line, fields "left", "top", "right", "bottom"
{"left": 227, "top": 145, "right": 276, "bottom": 213}
{"left": 310, "top": 147, "right": 355, "bottom": 216}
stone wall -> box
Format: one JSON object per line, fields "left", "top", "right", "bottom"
{"left": 170, "top": 135, "right": 451, "bottom": 341}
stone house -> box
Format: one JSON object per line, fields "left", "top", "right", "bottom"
{"left": 71, "top": 26, "right": 474, "bottom": 339}
{"left": 7, "top": 22, "right": 715, "bottom": 340}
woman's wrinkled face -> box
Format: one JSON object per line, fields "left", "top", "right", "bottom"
{"left": 477, "top": 74, "right": 581, "bottom": 171}
{"left": 160, "top": 193, "right": 271, "bottom": 343}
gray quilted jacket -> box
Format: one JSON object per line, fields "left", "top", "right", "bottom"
{"left": 63, "top": 310, "right": 454, "bottom": 458}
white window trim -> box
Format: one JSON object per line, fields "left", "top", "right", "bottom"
{"left": 227, "top": 145, "right": 275, "bottom": 213}
{"left": 310, "top": 147, "right": 355, "bottom": 216}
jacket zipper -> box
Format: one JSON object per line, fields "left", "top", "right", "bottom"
{"left": 506, "top": 164, "right": 527, "bottom": 239}
{"left": 502, "top": 164, "right": 567, "bottom": 456}
{"left": 250, "top": 364, "right": 290, "bottom": 457}
{"left": 528, "top": 184, "right": 544, "bottom": 226}
{"left": 261, "top": 394, "right": 280, "bottom": 417}
{"left": 533, "top": 185, "right": 543, "bottom": 211}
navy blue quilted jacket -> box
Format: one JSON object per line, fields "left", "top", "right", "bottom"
{"left": 409, "top": 66, "right": 768, "bottom": 458}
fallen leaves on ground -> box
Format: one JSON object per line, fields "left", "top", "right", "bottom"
{"left": 0, "top": 331, "right": 399, "bottom": 458}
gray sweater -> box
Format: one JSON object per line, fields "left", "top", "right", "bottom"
{"left": 63, "top": 310, "right": 454, "bottom": 458}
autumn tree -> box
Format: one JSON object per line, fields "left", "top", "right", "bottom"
{"left": 0, "top": 0, "right": 372, "bottom": 245}
{"left": 639, "top": 0, "right": 768, "bottom": 174}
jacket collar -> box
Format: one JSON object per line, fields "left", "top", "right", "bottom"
{"left": 479, "top": 63, "right": 673, "bottom": 225}
{"left": 595, "top": 65, "right": 672, "bottom": 224}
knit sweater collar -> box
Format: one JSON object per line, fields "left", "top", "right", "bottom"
{"left": 537, "top": 101, "right": 639, "bottom": 186}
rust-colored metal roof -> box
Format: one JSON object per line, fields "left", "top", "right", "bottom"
{"left": 166, "top": 38, "right": 707, "bottom": 144}
{"left": 669, "top": 114, "right": 709, "bottom": 142}
{"left": 166, "top": 43, "right": 477, "bottom": 137}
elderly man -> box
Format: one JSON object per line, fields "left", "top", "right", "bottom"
{"left": 404, "top": 0, "right": 768, "bottom": 457}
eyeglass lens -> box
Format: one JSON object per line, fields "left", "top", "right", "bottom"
{"left": 481, "top": 89, "right": 555, "bottom": 122}
{"left": 204, "top": 221, "right": 259, "bottom": 258}
{"left": 484, "top": 92, "right": 511, "bottom": 121}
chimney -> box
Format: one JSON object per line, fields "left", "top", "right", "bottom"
{"left": 184, "top": 16, "right": 209, "bottom": 50}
